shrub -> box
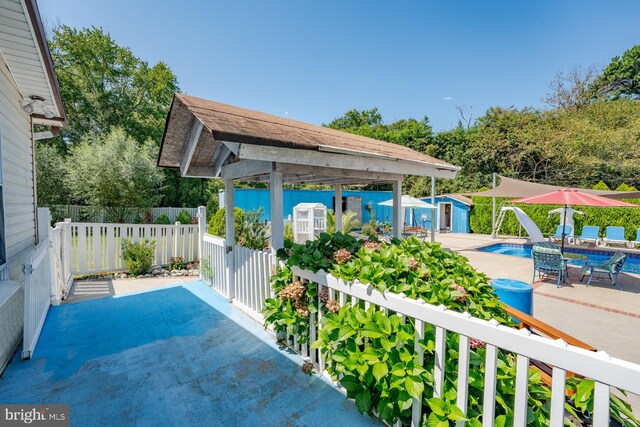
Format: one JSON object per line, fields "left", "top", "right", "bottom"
{"left": 206, "top": 196, "right": 219, "bottom": 221}
{"left": 240, "top": 208, "right": 268, "bottom": 250}
{"left": 208, "top": 207, "right": 245, "bottom": 240}
{"left": 284, "top": 222, "right": 294, "bottom": 242}
{"left": 121, "top": 238, "right": 155, "bottom": 276}
{"left": 169, "top": 256, "right": 185, "bottom": 271}
{"left": 155, "top": 214, "right": 171, "bottom": 224}
{"left": 327, "top": 210, "right": 361, "bottom": 234}
{"left": 175, "top": 209, "right": 192, "bottom": 225}
{"left": 470, "top": 196, "right": 640, "bottom": 240}
{"left": 264, "top": 233, "right": 638, "bottom": 426}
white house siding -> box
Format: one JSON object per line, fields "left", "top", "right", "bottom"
{"left": 0, "top": 54, "right": 37, "bottom": 280}
{"left": 0, "top": 53, "right": 37, "bottom": 372}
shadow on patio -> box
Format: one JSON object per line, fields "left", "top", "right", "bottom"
{"left": 0, "top": 281, "right": 377, "bottom": 426}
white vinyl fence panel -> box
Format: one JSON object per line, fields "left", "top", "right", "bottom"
{"left": 69, "top": 222, "right": 199, "bottom": 275}
{"left": 201, "top": 233, "right": 274, "bottom": 320}
{"left": 22, "top": 239, "right": 54, "bottom": 360}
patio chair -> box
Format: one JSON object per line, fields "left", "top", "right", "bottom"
{"left": 579, "top": 252, "right": 627, "bottom": 290}
{"left": 601, "top": 226, "right": 628, "bottom": 247}
{"left": 532, "top": 245, "right": 568, "bottom": 288}
{"left": 575, "top": 226, "right": 600, "bottom": 246}
{"left": 549, "top": 225, "right": 573, "bottom": 244}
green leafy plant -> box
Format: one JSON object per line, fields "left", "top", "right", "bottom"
{"left": 239, "top": 207, "right": 268, "bottom": 250}
{"left": 284, "top": 222, "right": 294, "bottom": 242}
{"left": 327, "top": 210, "right": 361, "bottom": 234}
{"left": 265, "top": 233, "right": 639, "bottom": 427}
{"left": 121, "top": 238, "right": 155, "bottom": 276}
{"left": 175, "top": 209, "right": 193, "bottom": 225}
{"left": 155, "top": 214, "right": 171, "bottom": 224}
{"left": 169, "top": 256, "right": 186, "bottom": 271}
{"left": 208, "top": 207, "right": 245, "bottom": 239}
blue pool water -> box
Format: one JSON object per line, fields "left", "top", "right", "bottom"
{"left": 477, "top": 243, "right": 640, "bottom": 274}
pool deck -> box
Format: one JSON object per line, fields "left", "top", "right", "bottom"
{"left": 435, "top": 233, "right": 640, "bottom": 362}
{"left": 0, "top": 281, "right": 377, "bottom": 426}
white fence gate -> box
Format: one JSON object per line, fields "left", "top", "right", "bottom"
{"left": 22, "top": 239, "right": 54, "bottom": 360}
{"left": 201, "top": 233, "right": 274, "bottom": 321}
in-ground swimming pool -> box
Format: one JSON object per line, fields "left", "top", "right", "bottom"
{"left": 477, "top": 243, "right": 640, "bottom": 274}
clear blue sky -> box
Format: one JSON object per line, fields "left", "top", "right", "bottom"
{"left": 39, "top": 0, "right": 640, "bottom": 131}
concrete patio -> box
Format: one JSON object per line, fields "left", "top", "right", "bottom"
{"left": 436, "top": 233, "right": 640, "bottom": 364}
{"left": 0, "top": 281, "right": 376, "bottom": 426}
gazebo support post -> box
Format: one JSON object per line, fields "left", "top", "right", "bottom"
{"left": 334, "top": 184, "right": 343, "bottom": 233}
{"left": 270, "top": 171, "right": 284, "bottom": 255}
{"left": 392, "top": 180, "right": 403, "bottom": 238}
{"left": 224, "top": 178, "right": 235, "bottom": 302}
{"left": 431, "top": 177, "right": 436, "bottom": 243}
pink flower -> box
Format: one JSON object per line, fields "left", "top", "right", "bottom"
{"left": 451, "top": 284, "right": 468, "bottom": 302}
{"left": 319, "top": 286, "right": 329, "bottom": 303}
{"left": 326, "top": 299, "right": 341, "bottom": 313}
{"left": 295, "top": 300, "right": 309, "bottom": 318}
{"left": 470, "top": 338, "right": 486, "bottom": 349}
{"left": 407, "top": 258, "right": 419, "bottom": 271}
{"left": 363, "top": 240, "right": 381, "bottom": 251}
{"left": 280, "top": 281, "right": 306, "bottom": 301}
{"left": 333, "top": 248, "right": 352, "bottom": 264}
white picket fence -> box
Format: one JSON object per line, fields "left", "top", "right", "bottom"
{"left": 22, "top": 239, "right": 54, "bottom": 360}
{"left": 68, "top": 222, "right": 199, "bottom": 275}
{"left": 201, "top": 233, "right": 274, "bottom": 320}
{"left": 290, "top": 267, "right": 640, "bottom": 427}
{"left": 202, "top": 234, "right": 227, "bottom": 296}
{"left": 45, "top": 205, "right": 198, "bottom": 223}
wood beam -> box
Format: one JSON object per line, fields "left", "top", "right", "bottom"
{"left": 237, "top": 144, "right": 457, "bottom": 179}
{"left": 221, "top": 160, "right": 275, "bottom": 180}
{"left": 210, "top": 143, "right": 231, "bottom": 177}
{"left": 274, "top": 163, "right": 404, "bottom": 182}
{"left": 180, "top": 119, "right": 204, "bottom": 176}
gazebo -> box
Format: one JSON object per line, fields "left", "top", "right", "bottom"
{"left": 158, "top": 93, "right": 459, "bottom": 253}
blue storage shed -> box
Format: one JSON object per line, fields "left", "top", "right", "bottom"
{"left": 410, "top": 195, "right": 473, "bottom": 233}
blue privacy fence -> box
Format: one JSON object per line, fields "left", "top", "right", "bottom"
{"left": 218, "top": 190, "right": 472, "bottom": 232}
{"left": 219, "top": 189, "right": 394, "bottom": 224}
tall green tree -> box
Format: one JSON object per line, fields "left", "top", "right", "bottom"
{"left": 35, "top": 143, "right": 70, "bottom": 206}
{"left": 49, "top": 25, "right": 179, "bottom": 145}
{"left": 65, "top": 128, "right": 164, "bottom": 222}
{"left": 591, "top": 45, "right": 640, "bottom": 99}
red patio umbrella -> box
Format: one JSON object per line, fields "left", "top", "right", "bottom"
{"left": 512, "top": 189, "right": 638, "bottom": 252}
